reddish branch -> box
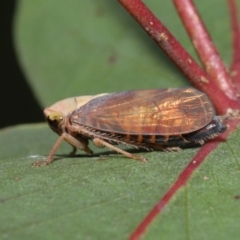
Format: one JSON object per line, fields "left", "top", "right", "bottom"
{"left": 117, "top": 0, "right": 240, "bottom": 240}
{"left": 173, "top": 0, "right": 239, "bottom": 100}
{"left": 129, "top": 119, "right": 239, "bottom": 240}
{"left": 118, "top": 0, "right": 240, "bottom": 114}
{"left": 229, "top": 0, "right": 240, "bottom": 92}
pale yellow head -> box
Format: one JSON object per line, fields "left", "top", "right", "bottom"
{"left": 44, "top": 94, "right": 108, "bottom": 134}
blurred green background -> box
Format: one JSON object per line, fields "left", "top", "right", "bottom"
{"left": 1, "top": 1, "right": 240, "bottom": 239}
{"left": 0, "top": 0, "right": 43, "bottom": 128}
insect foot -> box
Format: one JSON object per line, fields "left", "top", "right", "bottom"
{"left": 32, "top": 160, "right": 50, "bottom": 167}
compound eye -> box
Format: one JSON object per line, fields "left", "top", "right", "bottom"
{"left": 47, "top": 112, "right": 64, "bottom": 129}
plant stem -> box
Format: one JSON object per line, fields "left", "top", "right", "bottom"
{"left": 229, "top": 0, "right": 240, "bottom": 92}
{"left": 173, "top": 0, "right": 239, "bottom": 101}
{"left": 118, "top": 0, "right": 240, "bottom": 114}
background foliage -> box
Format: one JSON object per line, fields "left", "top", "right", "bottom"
{"left": 1, "top": 1, "right": 240, "bottom": 239}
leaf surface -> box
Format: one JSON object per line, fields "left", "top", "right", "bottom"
{"left": 1, "top": 125, "right": 240, "bottom": 239}
{"left": 15, "top": 0, "right": 232, "bottom": 106}
{"left": 7, "top": 0, "right": 240, "bottom": 239}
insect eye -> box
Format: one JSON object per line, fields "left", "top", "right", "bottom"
{"left": 47, "top": 112, "right": 64, "bottom": 128}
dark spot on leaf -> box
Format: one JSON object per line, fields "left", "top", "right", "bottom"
{"left": 108, "top": 53, "right": 118, "bottom": 64}
{"left": 95, "top": 7, "right": 105, "bottom": 17}
{"left": 234, "top": 195, "right": 240, "bottom": 200}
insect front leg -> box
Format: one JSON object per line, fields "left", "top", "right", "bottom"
{"left": 32, "top": 132, "right": 93, "bottom": 167}
{"left": 92, "top": 138, "right": 147, "bottom": 162}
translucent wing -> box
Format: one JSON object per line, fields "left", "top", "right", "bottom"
{"left": 71, "top": 88, "right": 215, "bottom": 135}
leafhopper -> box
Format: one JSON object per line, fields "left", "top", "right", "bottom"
{"left": 33, "top": 88, "right": 226, "bottom": 166}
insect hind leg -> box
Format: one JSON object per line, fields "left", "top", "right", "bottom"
{"left": 93, "top": 138, "right": 147, "bottom": 162}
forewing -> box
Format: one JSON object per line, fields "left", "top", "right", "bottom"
{"left": 71, "top": 88, "right": 215, "bottom": 135}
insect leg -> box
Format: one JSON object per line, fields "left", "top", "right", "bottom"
{"left": 163, "top": 146, "right": 181, "bottom": 152}
{"left": 32, "top": 133, "right": 93, "bottom": 167}
{"left": 63, "top": 133, "right": 93, "bottom": 155}
{"left": 93, "top": 138, "right": 147, "bottom": 162}
{"left": 32, "top": 134, "right": 65, "bottom": 167}
{"left": 69, "top": 146, "right": 77, "bottom": 156}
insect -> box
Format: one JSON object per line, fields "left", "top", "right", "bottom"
{"left": 32, "top": 87, "right": 227, "bottom": 167}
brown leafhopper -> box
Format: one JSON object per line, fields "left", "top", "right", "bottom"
{"left": 33, "top": 87, "right": 226, "bottom": 166}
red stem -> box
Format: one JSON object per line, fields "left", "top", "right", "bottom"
{"left": 173, "top": 0, "right": 239, "bottom": 101}
{"left": 129, "top": 119, "right": 240, "bottom": 240}
{"left": 118, "top": 0, "right": 240, "bottom": 114}
{"left": 116, "top": 1, "right": 240, "bottom": 239}
{"left": 229, "top": 0, "right": 240, "bottom": 91}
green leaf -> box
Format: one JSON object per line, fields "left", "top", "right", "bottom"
{"left": 147, "top": 129, "right": 240, "bottom": 240}
{"left": 1, "top": 124, "right": 240, "bottom": 239}
{"left": 14, "top": 0, "right": 233, "bottom": 107}
{"left": 5, "top": 0, "right": 240, "bottom": 239}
